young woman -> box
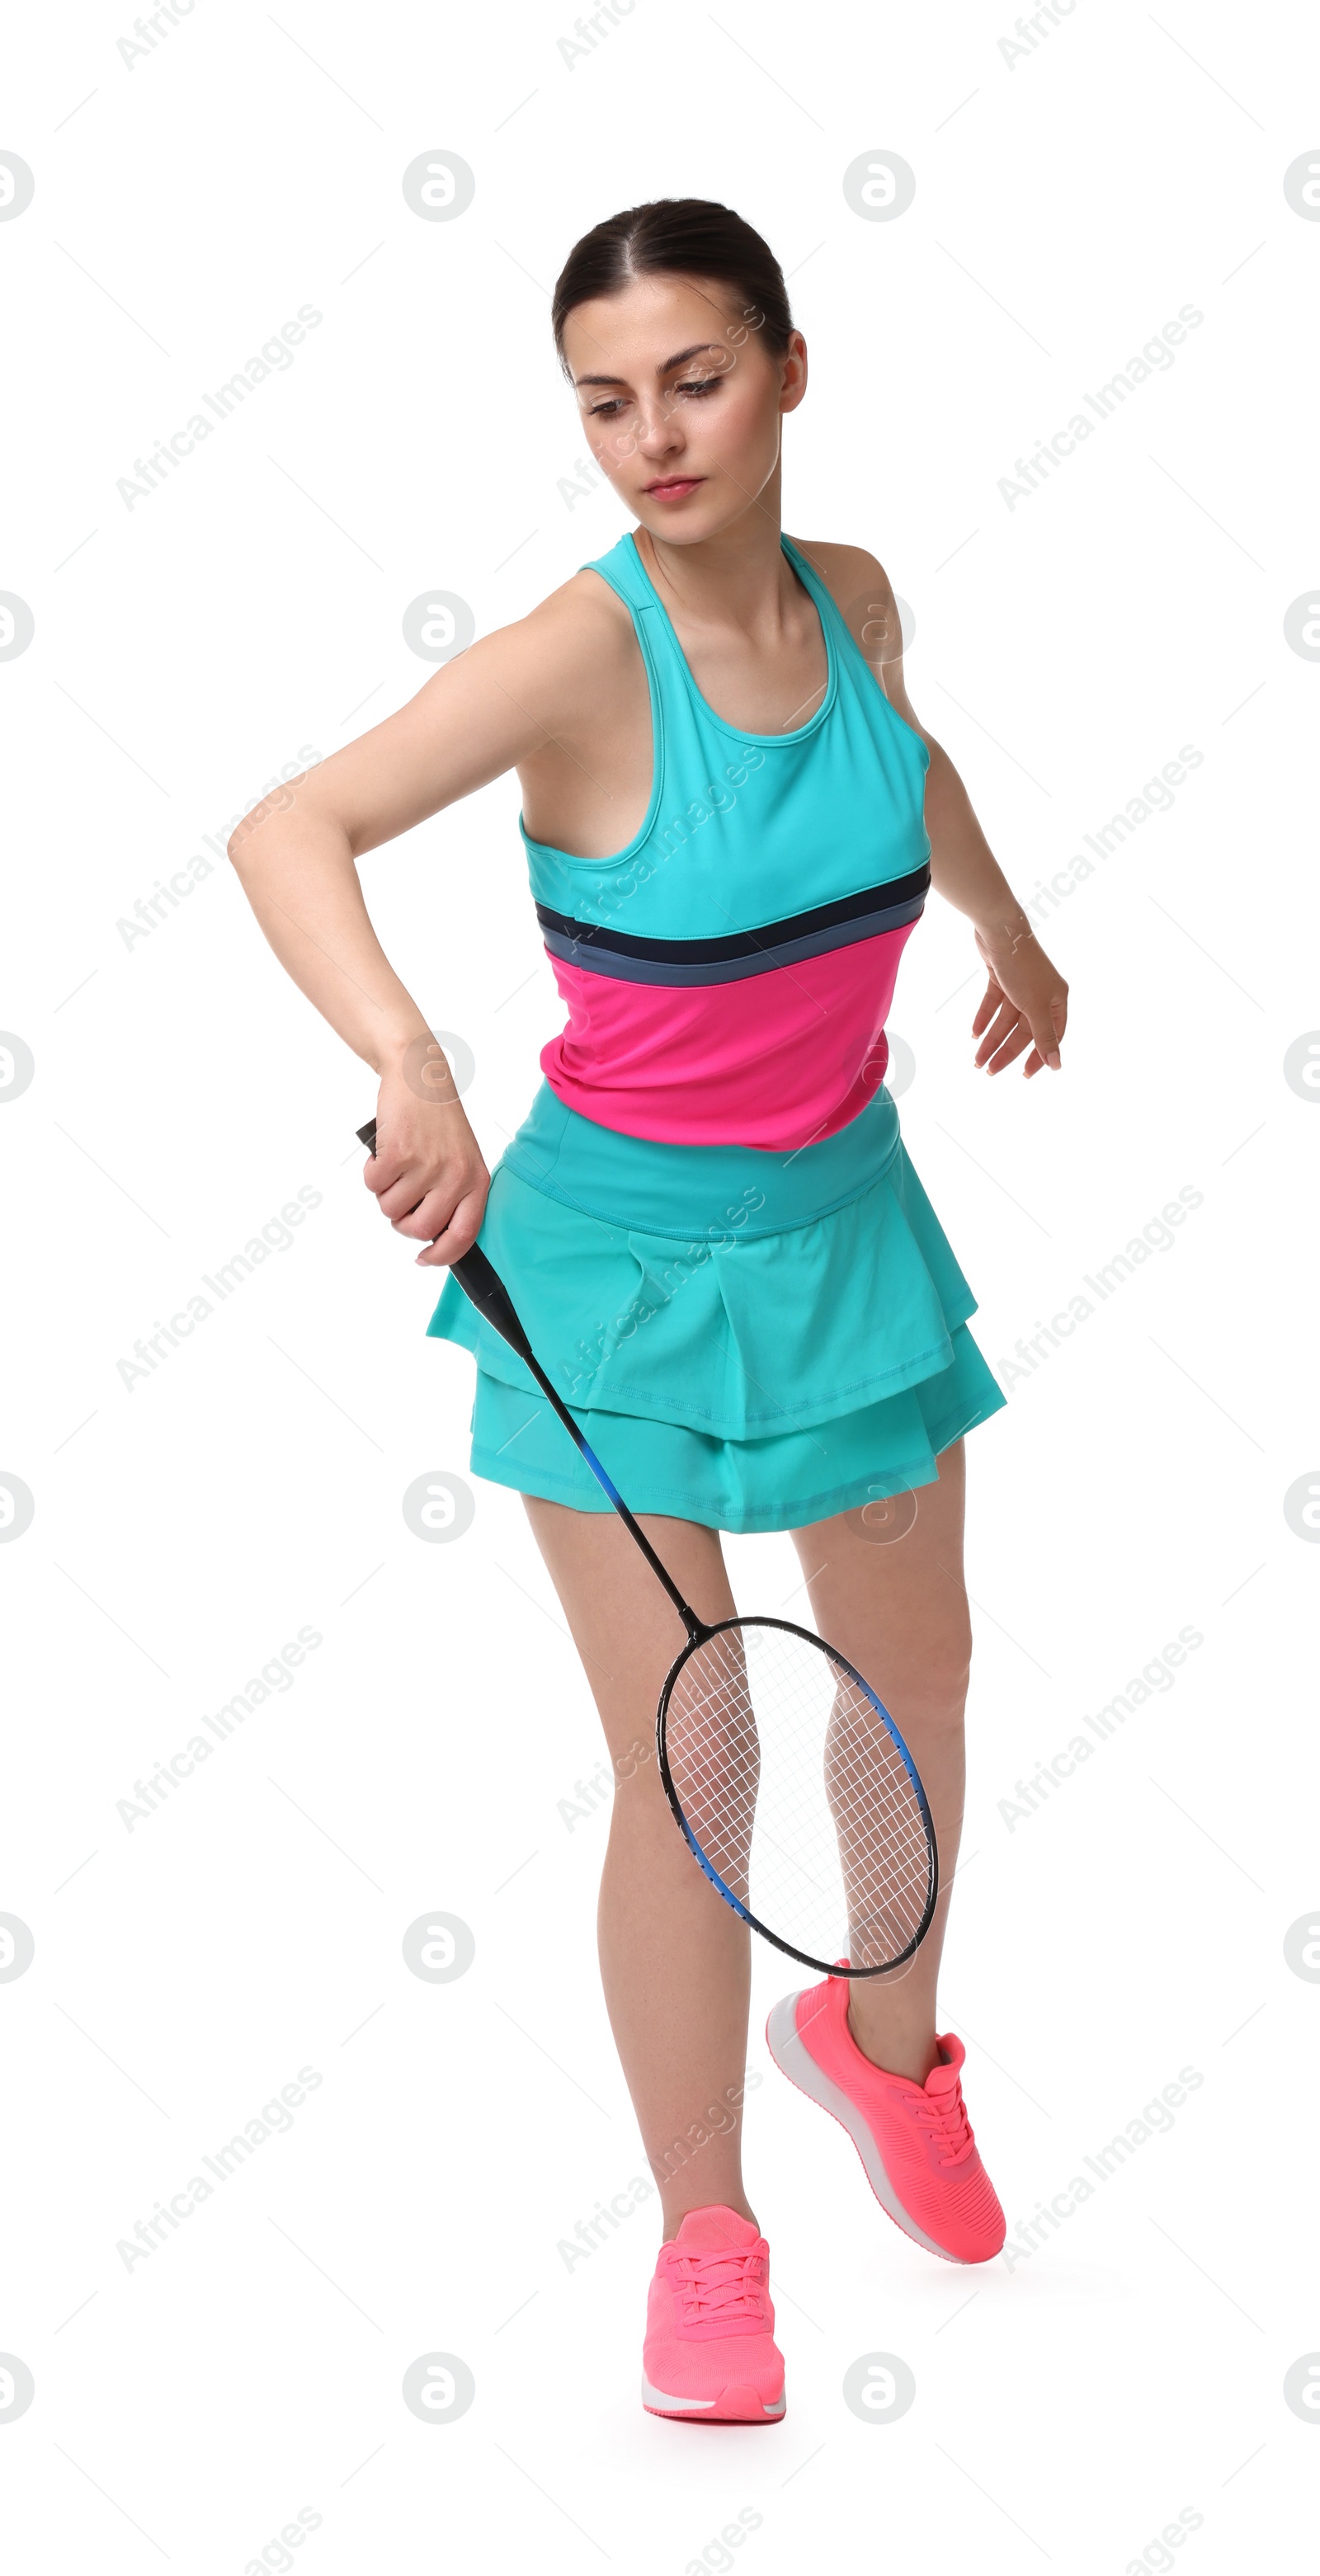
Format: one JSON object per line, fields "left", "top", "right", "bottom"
{"left": 229, "top": 199, "right": 1068, "bottom": 2426}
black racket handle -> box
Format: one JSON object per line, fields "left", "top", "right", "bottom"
{"left": 356, "top": 1118, "right": 536, "bottom": 1366}
{"left": 446, "top": 1241, "right": 537, "bottom": 1366}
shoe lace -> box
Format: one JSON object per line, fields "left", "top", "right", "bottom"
{"left": 674, "top": 2244, "right": 766, "bottom": 2325}
{"left": 914, "top": 2079, "right": 975, "bottom": 2169}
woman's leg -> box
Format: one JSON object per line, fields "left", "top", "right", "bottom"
{"left": 523, "top": 1496, "right": 757, "bottom": 2237}
{"left": 790, "top": 1439, "right": 973, "bottom": 2085}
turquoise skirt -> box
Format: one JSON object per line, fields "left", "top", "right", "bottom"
{"left": 427, "top": 1082, "right": 1006, "bottom": 1534}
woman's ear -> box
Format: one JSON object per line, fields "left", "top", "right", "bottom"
{"left": 779, "top": 330, "right": 809, "bottom": 414}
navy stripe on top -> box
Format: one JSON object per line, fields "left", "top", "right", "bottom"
{"left": 535, "top": 864, "right": 930, "bottom": 989}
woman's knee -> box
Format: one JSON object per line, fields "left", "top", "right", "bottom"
{"left": 875, "top": 1635, "right": 973, "bottom": 1730}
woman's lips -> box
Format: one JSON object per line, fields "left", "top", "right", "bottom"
{"left": 644, "top": 477, "right": 705, "bottom": 500}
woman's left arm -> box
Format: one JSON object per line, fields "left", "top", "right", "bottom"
{"left": 805, "top": 541, "right": 1068, "bottom": 1078}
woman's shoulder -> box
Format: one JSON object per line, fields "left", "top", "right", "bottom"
{"left": 786, "top": 539, "right": 911, "bottom": 685}
{"left": 477, "top": 559, "right": 640, "bottom": 720}
{"left": 519, "top": 558, "right": 637, "bottom": 656}
{"left": 787, "top": 536, "right": 894, "bottom": 619}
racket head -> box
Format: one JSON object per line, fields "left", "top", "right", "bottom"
{"left": 656, "top": 1615, "right": 938, "bottom": 1980}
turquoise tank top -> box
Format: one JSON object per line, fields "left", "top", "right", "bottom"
{"left": 524, "top": 529, "right": 931, "bottom": 1152}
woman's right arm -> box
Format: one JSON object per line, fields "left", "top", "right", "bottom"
{"left": 226, "top": 587, "right": 603, "bottom": 1266}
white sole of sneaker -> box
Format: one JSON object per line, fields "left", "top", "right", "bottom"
{"left": 641, "top": 2371, "right": 785, "bottom": 2421}
{"left": 765, "top": 1991, "right": 959, "bottom": 2264}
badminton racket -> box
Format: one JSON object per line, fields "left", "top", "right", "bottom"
{"left": 357, "top": 1115, "right": 937, "bottom": 1977}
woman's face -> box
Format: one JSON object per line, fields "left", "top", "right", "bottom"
{"left": 561, "top": 271, "right": 807, "bottom": 545}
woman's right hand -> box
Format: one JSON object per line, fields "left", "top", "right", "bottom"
{"left": 364, "top": 1073, "right": 491, "bottom": 1268}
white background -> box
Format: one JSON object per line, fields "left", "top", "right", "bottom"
{"left": 2, "top": 1, "right": 1318, "bottom": 2568}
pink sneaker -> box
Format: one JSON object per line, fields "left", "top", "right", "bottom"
{"left": 641, "top": 2206, "right": 786, "bottom": 2422}
{"left": 766, "top": 1971, "right": 1005, "bottom": 2264}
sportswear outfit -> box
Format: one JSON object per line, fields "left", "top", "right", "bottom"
{"left": 427, "top": 528, "right": 1006, "bottom": 1528}
{"left": 430, "top": 530, "right": 1010, "bottom": 2417}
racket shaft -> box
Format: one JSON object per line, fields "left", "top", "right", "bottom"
{"left": 356, "top": 1115, "right": 697, "bottom": 1631}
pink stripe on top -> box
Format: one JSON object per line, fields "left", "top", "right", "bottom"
{"left": 540, "top": 922, "right": 918, "bottom": 1150}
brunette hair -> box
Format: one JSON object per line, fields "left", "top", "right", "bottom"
{"left": 551, "top": 197, "right": 794, "bottom": 370}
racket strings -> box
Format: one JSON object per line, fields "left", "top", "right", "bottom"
{"left": 663, "top": 1622, "right": 932, "bottom": 1972}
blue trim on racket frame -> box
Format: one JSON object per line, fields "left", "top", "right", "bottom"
{"left": 669, "top": 1807, "right": 756, "bottom": 1926}
{"left": 655, "top": 1613, "right": 939, "bottom": 1980}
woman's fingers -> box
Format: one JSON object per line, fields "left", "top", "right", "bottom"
{"left": 973, "top": 998, "right": 1019, "bottom": 1066}
{"left": 982, "top": 1017, "right": 1034, "bottom": 1074}
{"left": 364, "top": 1156, "right": 426, "bottom": 1222}
{"left": 1015, "top": 994, "right": 1066, "bottom": 1075}
{"left": 389, "top": 1167, "right": 486, "bottom": 1238}
{"left": 1034, "top": 991, "right": 1067, "bottom": 1070}
{"left": 412, "top": 1185, "right": 489, "bottom": 1268}
{"left": 970, "top": 974, "right": 1005, "bottom": 1038}
{"left": 972, "top": 963, "right": 1068, "bottom": 1075}
{"left": 384, "top": 1183, "right": 450, "bottom": 1238}
{"left": 374, "top": 1156, "right": 453, "bottom": 1222}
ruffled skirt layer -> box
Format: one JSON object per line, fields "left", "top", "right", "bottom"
{"left": 427, "top": 1082, "right": 1006, "bottom": 1534}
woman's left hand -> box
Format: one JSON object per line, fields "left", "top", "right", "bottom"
{"left": 970, "top": 925, "right": 1068, "bottom": 1076}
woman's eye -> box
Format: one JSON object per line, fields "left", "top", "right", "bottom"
{"left": 587, "top": 398, "right": 626, "bottom": 417}
{"left": 676, "top": 378, "right": 719, "bottom": 398}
